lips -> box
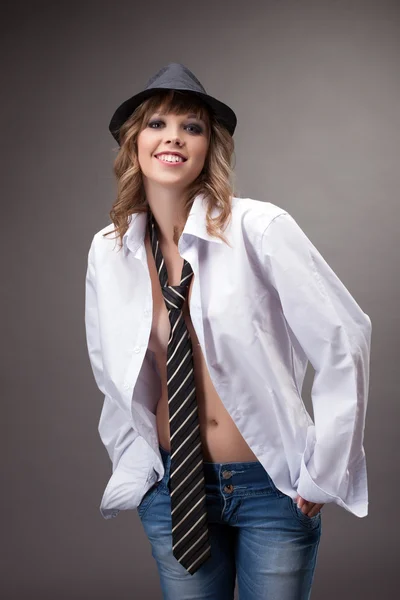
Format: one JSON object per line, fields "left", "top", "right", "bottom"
{"left": 154, "top": 155, "right": 186, "bottom": 167}
{"left": 154, "top": 153, "right": 187, "bottom": 161}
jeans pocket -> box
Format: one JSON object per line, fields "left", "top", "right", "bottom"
{"left": 137, "top": 481, "right": 163, "bottom": 519}
{"left": 288, "top": 497, "right": 321, "bottom": 529}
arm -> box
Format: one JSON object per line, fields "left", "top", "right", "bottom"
{"left": 261, "top": 212, "right": 372, "bottom": 516}
{"left": 85, "top": 239, "right": 149, "bottom": 517}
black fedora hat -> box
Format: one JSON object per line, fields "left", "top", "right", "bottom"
{"left": 109, "top": 62, "right": 237, "bottom": 145}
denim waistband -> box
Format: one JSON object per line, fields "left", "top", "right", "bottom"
{"left": 158, "top": 443, "right": 270, "bottom": 490}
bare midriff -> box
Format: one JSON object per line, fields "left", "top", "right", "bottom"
{"left": 144, "top": 228, "right": 258, "bottom": 463}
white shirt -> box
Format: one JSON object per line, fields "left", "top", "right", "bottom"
{"left": 85, "top": 193, "right": 372, "bottom": 520}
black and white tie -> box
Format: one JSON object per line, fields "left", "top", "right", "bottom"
{"left": 147, "top": 209, "right": 212, "bottom": 575}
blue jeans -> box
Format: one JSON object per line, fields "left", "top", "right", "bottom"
{"left": 137, "top": 444, "right": 322, "bottom": 599}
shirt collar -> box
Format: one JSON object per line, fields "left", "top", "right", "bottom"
{"left": 122, "top": 192, "right": 224, "bottom": 256}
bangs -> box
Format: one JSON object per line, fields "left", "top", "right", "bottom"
{"left": 142, "top": 90, "right": 211, "bottom": 124}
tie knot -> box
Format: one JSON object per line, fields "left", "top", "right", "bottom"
{"left": 162, "top": 283, "right": 190, "bottom": 312}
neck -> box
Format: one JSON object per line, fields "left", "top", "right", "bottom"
{"left": 144, "top": 180, "right": 190, "bottom": 248}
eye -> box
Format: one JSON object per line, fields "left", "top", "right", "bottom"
{"left": 147, "top": 119, "right": 203, "bottom": 134}
{"left": 186, "top": 123, "right": 203, "bottom": 134}
{"left": 148, "top": 120, "right": 163, "bottom": 129}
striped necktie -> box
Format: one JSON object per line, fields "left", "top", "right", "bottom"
{"left": 147, "top": 209, "right": 212, "bottom": 575}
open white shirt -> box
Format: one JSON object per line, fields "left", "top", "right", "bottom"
{"left": 84, "top": 193, "right": 372, "bottom": 520}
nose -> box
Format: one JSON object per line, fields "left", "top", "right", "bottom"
{"left": 162, "top": 124, "right": 183, "bottom": 146}
{"left": 166, "top": 135, "right": 183, "bottom": 147}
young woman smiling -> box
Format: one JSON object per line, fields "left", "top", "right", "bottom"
{"left": 85, "top": 63, "right": 371, "bottom": 599}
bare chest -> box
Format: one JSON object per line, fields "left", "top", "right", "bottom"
{"left": 143, "top": 229, "right": 258, "bottom": 463}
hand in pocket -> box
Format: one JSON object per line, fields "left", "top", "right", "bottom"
{"left": 296, "top": 494, "right": 324, "bottom": 517}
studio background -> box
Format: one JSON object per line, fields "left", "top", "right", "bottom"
{"left": 2, "top": 0, "right": 398, "bottom": 598}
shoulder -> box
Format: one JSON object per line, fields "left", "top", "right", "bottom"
{"left": 87, "top": 222, "right": 121, "bottom": 264}
{"left": 92, "top": 222, "right": 117, "bottom": 244}
{"left": 230, "top": 196, "right": 289, "bottom": 238}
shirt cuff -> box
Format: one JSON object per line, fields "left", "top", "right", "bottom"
{"left": 296, "top": 426, "right": 368, "bottom": 518}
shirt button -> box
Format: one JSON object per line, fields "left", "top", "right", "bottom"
{"left": 123, "top": 382, "right": 130, "bottom": 390}
{"left": 144, "top": 308, "right": 151, "bottom": 316}
{"left": 134, "top": 346, "right": 140, "bottom": 353}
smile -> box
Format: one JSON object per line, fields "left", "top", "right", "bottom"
{"left": 154, "top": 154, "right": 187, "bottom": 166}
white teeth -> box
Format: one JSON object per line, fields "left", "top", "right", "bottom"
{"left": 156, "top": 154, "right": 185, "bottom": 163}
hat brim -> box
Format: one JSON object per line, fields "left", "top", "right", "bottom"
{"left": 109, "top": 87, "right": 237, "bottom": 144}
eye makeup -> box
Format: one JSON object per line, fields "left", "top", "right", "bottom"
{"left": 148, "top": 118, "right": 204, "bottom": 134}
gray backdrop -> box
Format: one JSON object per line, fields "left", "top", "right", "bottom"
{"left": 2, "top": 0, "right": 398, "bottom": 598}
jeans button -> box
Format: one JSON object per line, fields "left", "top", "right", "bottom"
{"left": 224, "top": 484, "right": 234, "bottom": 493}
{"left": 222, "top": 470, "right": 232, "bottom": 479}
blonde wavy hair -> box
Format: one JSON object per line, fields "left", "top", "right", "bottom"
{"left": 104, "top": 89, "right": 238, "bottom": 249}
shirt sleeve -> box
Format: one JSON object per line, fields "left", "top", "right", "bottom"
{"left": 85, "top": 239, "right": 147, "bottom": 518}
{"left": 84, "top": 241, "right": 107, "bottom": 398}
{"left": 261, "top": 212, "right": 372, "bottom": 516}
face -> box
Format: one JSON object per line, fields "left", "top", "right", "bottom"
{"left": 137, "top": 109, "right": 210, "bottom": 189}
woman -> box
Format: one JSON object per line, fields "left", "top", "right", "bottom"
{"left": 85, "top": 63, "right": 371, "bottom": 599}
